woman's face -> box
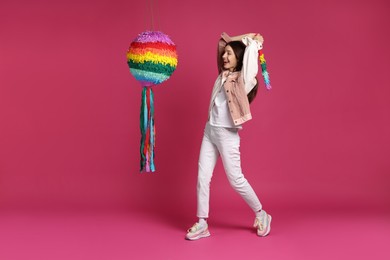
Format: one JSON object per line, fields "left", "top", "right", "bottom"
{"left": 222, "top": 45, "right": 238, "bottom": 72}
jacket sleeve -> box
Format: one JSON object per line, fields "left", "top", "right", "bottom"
{"left": 241, "top": 37, "right": 262, "bottom": 94}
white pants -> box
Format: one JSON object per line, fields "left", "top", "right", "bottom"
{"left": 197, "top": 122, "right": 262, "bottom": 218}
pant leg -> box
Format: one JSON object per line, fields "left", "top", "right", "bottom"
{"left": 197, "top": 123, "right": 219, "bottom": 218}
{"left": 215, "top": 127, "right": 262, "bottom": 213}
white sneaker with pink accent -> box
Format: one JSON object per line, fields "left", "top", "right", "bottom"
{"left": 185, "top": 222, "right": 210, "bottom": 241}
{"left": 254, "top": 210, "right": 272, "bottom": 237}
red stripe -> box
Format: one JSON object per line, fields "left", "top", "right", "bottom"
{"left": 130, "top": 42, "right": 176, "bottom": 52}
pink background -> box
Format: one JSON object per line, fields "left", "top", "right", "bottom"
{"left": 1, "top": 0, "right": 389, "bottom": 212}
{"left": 0, "top": 0, "right": 389, "bottom": 259}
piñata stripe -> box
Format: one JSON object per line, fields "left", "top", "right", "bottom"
{"left": 128, "top": 48, "right": 178, "bottom": 59}
{"left": 130, "top": 68, "right": 170, "bottom": 84}
{"left": 128, "top": 61, "right": 176, "bottom": 76}
{"left": 130, "top": 42, "right": 176, "bottom": 52}
{"left": 127, "top": 52, "right": 178, "bottom": 67}
{"left": 135, "top": 31, "right": 175, "bottom": 45}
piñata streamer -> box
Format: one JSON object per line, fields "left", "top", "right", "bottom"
{"left": 140, "top": 87, "right": 155, "bottom": 172}
{"left": 258, "top": 50, "right": 271, "bottom": 90}
{"left": 127, "top": 31, "right": 177, "bottom": 172}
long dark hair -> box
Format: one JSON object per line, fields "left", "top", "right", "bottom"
{"left": 225, "top": 41, "right": 259, "bottom": 103}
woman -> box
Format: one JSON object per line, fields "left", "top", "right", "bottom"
{"left": 185, "top": 32, "right": 272, "bottom": 240}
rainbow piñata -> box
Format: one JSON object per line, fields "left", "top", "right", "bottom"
{"left": 126, "top": 31, "right": 178, "bottom": 173}
{"left": 127, "top": 31, "right": 178, "bottom": 87}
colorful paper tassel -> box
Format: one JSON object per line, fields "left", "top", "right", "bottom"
{"left": 140, "top": 87, "right": 155, "bottom": 172}
{"left": 258, "top": 50, "right": 271, "bottom": 90}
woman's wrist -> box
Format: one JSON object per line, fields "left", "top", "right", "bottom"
{"left": 221, "top": 32, "right": 232, "bottom": 43}
{"left": 221, "top": 32, "right": 264, "bottom": 44}
{"left": 253, "top": 33, "right": 264, "bottom": 44}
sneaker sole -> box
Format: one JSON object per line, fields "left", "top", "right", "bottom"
{"left": 257, "top": 214, "right": 272, "bottom": 237}
{"left": 185, "top": 230, "right": 211, "bottom": 241}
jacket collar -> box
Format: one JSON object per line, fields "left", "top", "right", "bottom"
{"left": 222, "top": 70, "right": 240, "bottom": 81}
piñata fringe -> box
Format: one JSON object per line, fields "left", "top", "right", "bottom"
{"left": 140, "top": 87, "right": 155, "bottom": 172}
{"left": 258, "top": 50, "right": 271, "bottom": 90}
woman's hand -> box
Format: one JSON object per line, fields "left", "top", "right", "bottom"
{"left": 254, "top": 33, "right": 264, "bottom": 44}
{"left": 221, "top": 32, "right": 232, "bottom": 43}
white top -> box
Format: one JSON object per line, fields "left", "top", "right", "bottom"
{"left": 209, "top": 37, "right": 262, "bottom": 128}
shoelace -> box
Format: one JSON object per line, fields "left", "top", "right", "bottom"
{"left": 254, "top": 218, "right": 264, "bottom": 231}
{"left": 188, "top": 223, "right": 200, "bottom": 233}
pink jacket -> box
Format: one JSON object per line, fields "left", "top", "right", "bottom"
{"left": 208, "top": 70, "right": 252, "bottom": 126}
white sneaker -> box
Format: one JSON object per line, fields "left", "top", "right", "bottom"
{"left": 253, "top": 210, "right": 272, "bottom": 237}
{"left": 185, "top": 222, "right": 211, "bottom": 240}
